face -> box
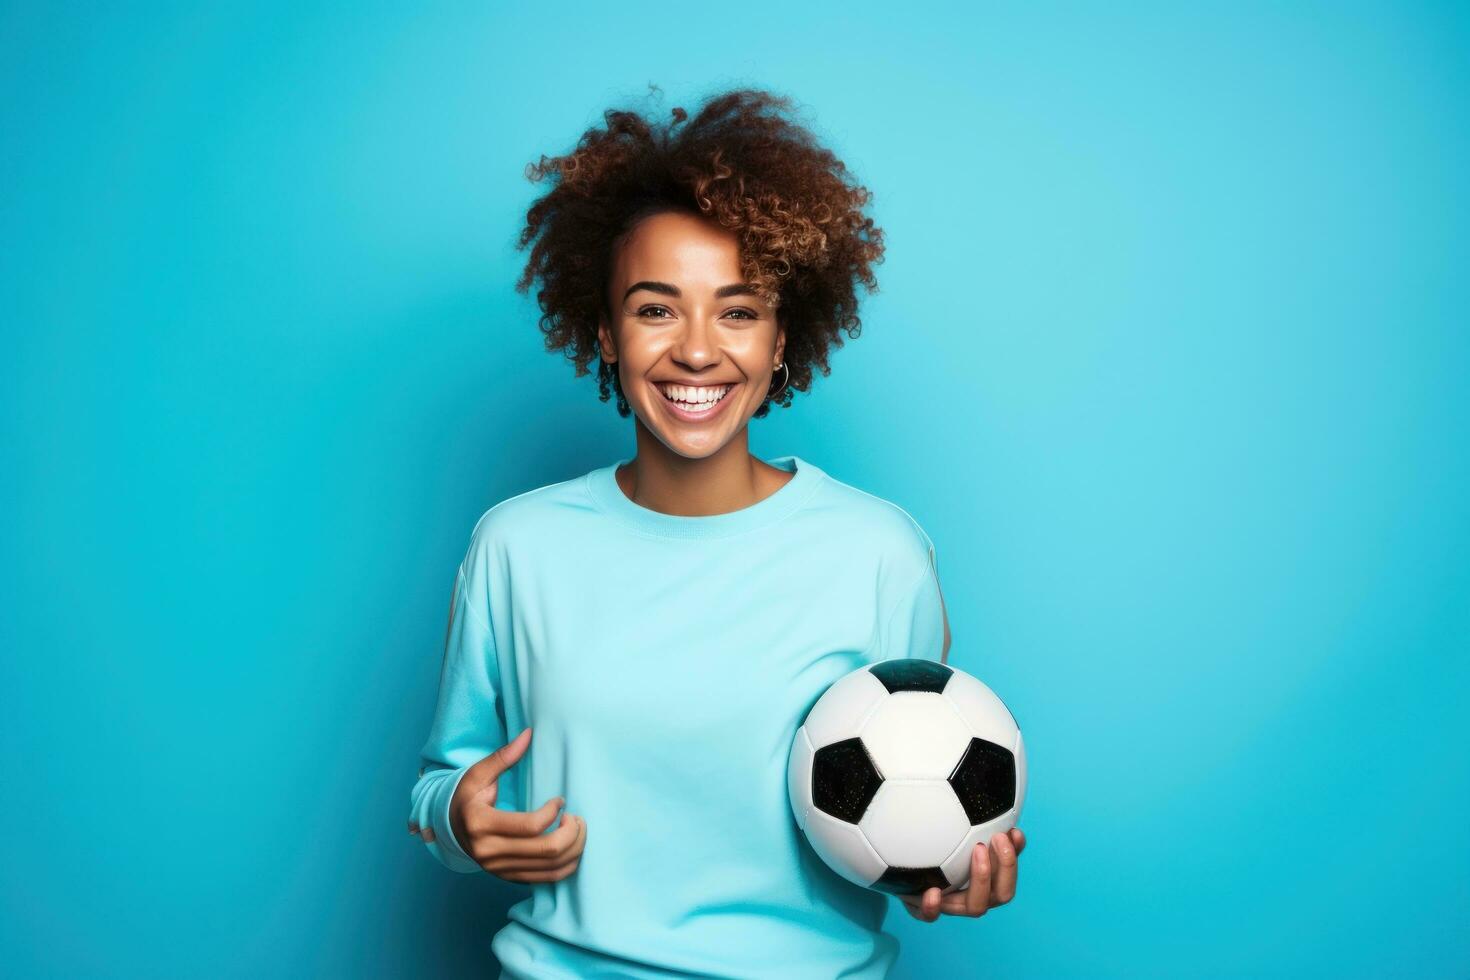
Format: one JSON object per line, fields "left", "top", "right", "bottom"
{"left": 597, "top": 209, "right": 786, "bottom": 459}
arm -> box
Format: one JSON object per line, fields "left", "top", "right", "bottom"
{"left": 874, "top": 520, "right": 948, "bottom": 664}
{"left": 939, "top": 576, "right": 951, "bottom": 665}
{"left": 407, "top": 560, "right": 509, "bottom": 874}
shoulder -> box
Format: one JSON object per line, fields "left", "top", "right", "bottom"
{"left": 460, "top": 469, "right": 592, "bottom": 567}
{"left": 810, "top": 466, "right": 936, "bottom": 572}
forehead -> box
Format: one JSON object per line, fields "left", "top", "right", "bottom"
{"left": 612, "top": 210, "right": 743, "bottom": 283}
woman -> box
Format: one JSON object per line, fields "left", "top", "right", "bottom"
{"left": 408, "top": 88, "right": 1026, "bottom": 978}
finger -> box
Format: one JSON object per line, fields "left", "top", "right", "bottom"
{"left": 494, "top": 817, "right": 586, "bottom": 876}
{"left": 479, "top": 811, "right": 576, "bottom": 869}
{"left": 482, "top": 811, "right": 579, "bottom": 869}
{"left": 901, "top": 891, "right": 946, "bottom": 923}
{"left": 966, "top": 841, "right": 991, "bottom": 916}
{"left": 991, "top": 831, "right": 1018, "bottom": 905}
{"left": 938, "top": 890, "right": 978, "bottom": 916}
{"left": 1009, "top": 826, "right": 1027, "bottom": 855}
{"left": 564, "top": 812, "right": 587, "bottom": 859}
{"left": 483, "top": 795, "right": 566, "bottom": 838}
{"left": 464, "top": 727, "right": 533, "bottom": 796}
{"left": 482, "top": 809, "right": 583, "bottom": 864}
{"left": 463, "top": 793, "right": 562, "bottom": 847}
{"left": 503, "top": 853, "right": 582, "bottom": 883}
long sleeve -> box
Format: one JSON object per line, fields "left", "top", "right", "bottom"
{"left": 408, "top": 558, "right": 508, "bottom": 874}
{"left": 874, "top": 521, "right": 949, "bottom": 664}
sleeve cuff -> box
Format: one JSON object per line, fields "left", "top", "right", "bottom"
{"left": 429, "top": 765, "right": 482, "bottom": 874}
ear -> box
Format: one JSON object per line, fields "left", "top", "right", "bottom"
{"left": 597, "top": 310, "right": 617, "bottom": 363}
{"left": 774, "top": 318, "right": 787, "bottom": 365}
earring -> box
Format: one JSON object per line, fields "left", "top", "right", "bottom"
{"left": 768, "top": 361, "right": 790, "bottom": 399}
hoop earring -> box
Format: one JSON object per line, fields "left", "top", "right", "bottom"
{"left": 768, "top": 361, "right": 790, "bottom": 399}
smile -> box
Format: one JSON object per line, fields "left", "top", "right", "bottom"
{"left": 654, "top": 382, "right": 738, "bottom": 422}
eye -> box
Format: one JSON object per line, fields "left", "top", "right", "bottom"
{"left": 636, "top": 305, "right": 673, "bottom": 319}
{"left": 725, "top": 308, "right": 758, "bottom": 320}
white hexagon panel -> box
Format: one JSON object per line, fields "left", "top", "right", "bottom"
{"left": 859, "top": 780, "right": 971, "bottom": 870}
{"left": 803, "top": 805, "right": 887, "bottom": 889}
{"left": 801, "top": 668, "right": 889, "bottom": 748}
{"left": 861, "top": 691, "right": 971, "bottom": 780}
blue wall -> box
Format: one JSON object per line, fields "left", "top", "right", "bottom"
{"left": 3, "top": 2, "right": 1466, "bottom": 976}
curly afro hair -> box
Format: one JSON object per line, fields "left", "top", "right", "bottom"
{"left": 515, "top": 87, "right": 885, "bottom": 419}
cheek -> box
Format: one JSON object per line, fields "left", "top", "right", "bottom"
{"left": 610, "top": 334, "right": 658, "bottom": 374}
{"left": 737, "top": 330, "right": 781, "bottom": 366}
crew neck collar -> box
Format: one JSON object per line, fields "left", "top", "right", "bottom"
{"left": 586, "top": 454, "right": 826, "bottom": 540}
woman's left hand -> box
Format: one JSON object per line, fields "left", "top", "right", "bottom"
{"left": 899, "top": 827, "right": 1026, "bottom": 922}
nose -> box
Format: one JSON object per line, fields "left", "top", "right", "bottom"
{"left": 671, "top": 316, "right": 719, "bottom": 369}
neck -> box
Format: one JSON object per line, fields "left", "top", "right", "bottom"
{"left": 617, "top": 421, "right": 786, "bottom": 517}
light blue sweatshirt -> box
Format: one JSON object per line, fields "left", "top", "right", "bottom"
{"left": 409, "top": 454, "right": 948, "bottom": 978}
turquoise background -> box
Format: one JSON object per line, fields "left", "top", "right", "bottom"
{"left": 3, "top": 2, "right": 1466, "bottom": 976}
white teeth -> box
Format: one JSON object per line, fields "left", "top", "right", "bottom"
{"left": 658, "top": 383, "right": 732, "bottom": 406}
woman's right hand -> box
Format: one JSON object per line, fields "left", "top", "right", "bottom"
{"left": 448, "top": 727, "right": 586, "bottom": 883}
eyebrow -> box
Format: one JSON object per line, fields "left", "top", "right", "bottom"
{"left": 623, "top": 280, "right": 759, "bottom": 302}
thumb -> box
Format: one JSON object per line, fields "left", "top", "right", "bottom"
{"left": 462, "top": 726, "right": 533, "bottom": 800}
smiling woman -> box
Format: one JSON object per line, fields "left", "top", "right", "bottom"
{"left": 407, "top": 87, "right": 998, "bottom": 980}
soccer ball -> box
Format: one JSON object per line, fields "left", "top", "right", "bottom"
{"left": 787, "top": 659, "right": 1026, "bottom": 896}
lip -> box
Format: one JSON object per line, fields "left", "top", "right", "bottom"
{"left": 654, "top": 382, "right": 739, "bottom": 423}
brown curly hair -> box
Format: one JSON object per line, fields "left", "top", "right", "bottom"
{"left": 515, "top": 87, "right": 885, "bottom": 419}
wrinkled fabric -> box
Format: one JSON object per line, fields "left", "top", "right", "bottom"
{"left": 409, "top": 455, "right": 946, "bottom": 979}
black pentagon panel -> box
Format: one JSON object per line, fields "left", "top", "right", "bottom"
{"left": 869, "top": 658, "right": 952, "bottom": 694}
{"left": 812, "top": 738, "right": 884, "bottom": 824}
{"left": 948, "top": 737, "right": 1016, "bottom": 825}
{"left": 872, "top": 865, "right": 951, "bottom": 896}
